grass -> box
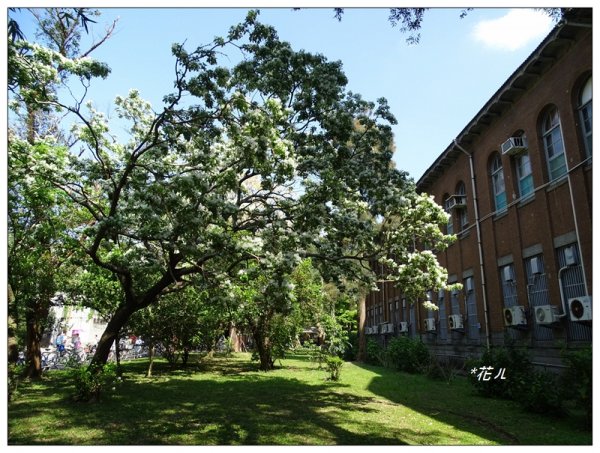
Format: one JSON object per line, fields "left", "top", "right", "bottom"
{"left": 8, "top": 352, "right": 592, "bottom": 445}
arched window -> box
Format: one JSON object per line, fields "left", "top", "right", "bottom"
{"left": 443, "top": 192, "right": 454, "bottom": 234}
{"left": 541, "top": 106, "right": 567, "bottom": 181}
{"left": 515, "top": 152, "right": 534, "bottom": 200}
{"left": 490, "top": 154, "right": 507, "bottom": 212}
{"left": 578, "top": 76, "right": 592, "bottom": 158}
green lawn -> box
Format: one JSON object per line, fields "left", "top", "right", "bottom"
{"left": 8, "top": 353, "right": 592, "bottom": 445}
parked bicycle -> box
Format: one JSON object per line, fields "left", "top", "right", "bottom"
{"left": 41, "top": 346, "right": 88, "bottom": 370}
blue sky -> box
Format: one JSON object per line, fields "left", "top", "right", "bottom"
{"left": 10, "top": 4, "right": 557, "bottom": 180}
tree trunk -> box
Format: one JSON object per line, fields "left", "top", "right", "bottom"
{"left": 357, "top": 293, "right": 367, "bottom": 363}
{"left": 23, "top": 298, "right": 50, "bottom": 379}
{"left": 7, "top": 285, "right": 19, "bottom": 364}
{"left": 146, "top": 344, "right": 155, "bottom": 377}
{"left": 253, "top": 330, "right": 274, "bottom": 371}
{"left": 115, "top": 332, "right": 123, "bottom": 377}
{"left": 90, "top": 304, "right": 136, "bottom": 368}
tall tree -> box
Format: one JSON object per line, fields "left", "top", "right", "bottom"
{"left": 13, "top": 11, "right": 456, "bottom": 374}
{"left": 7, "top": 8, "right": 115, "bottom": 377}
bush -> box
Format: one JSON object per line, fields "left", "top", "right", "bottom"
{"left": 520, "top": 370, "right": 565, "bottom": 416}
{"left": 325, "top": 355, "right": 344, "bottom": 381}
{"left": 8, "top": 363, "right": 26, "bottom": 401}
{"left": 342, "top": 331, "right": 358, "bottom": 361}
{"left": 385, "top": 337, "right": 430, "bottom": 374}
{"left": 426, "top": 356, "right": 459, "bottom": 383}
{"left": 467, "top": 345, "right": 532, "bottom": 400}
{"left": 467, "top": 344, "right": 568, "bottom": 418}
{"left": 561, "top": 346, "right": 592, "bottom": 425}
{"left": 69, "top": 362, "right": 118, "bottom": 402}
{"left": 366, "top": 339, "right": 383, "bottom": 366}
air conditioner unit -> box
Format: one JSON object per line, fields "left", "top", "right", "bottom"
{"left": 444, "top": 194, "right": 467, "bottom": 211}
{"left": 465, "top": 277, "right": 474, "bottom": 293}
{"left": 503, "top": 305, "right": 527, "bottom": 327}
{"left": 534, "top": 305, "right": 559, "bottom": 325}
{"left": 568, "top": 296, "right": 592, "bottom": 322}
{"left": 424, "top": 318, "right": 436, "bottom": 332}
{"left": 502, "top": 266, "right": 514, "bottom": 283}
{"left": 381, "top": 323, "right": 393, "bottom": 334}
{"left": 501, "top": 136, "right": 528, "bottom": 156}
{"left": 448, "top": 314, "right": 464, "bottom": 330}
{"left": 365, "top": 326, "right": 371, "bottom": 335}
{"left": 530, "top": 256, "right": 543, "bottom": 275}
{"left": 398, "top": 321, "right": 408, "bottom": 333}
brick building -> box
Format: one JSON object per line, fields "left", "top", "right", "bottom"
{"left": 364, "top": 9, "right": 592, "bottom": 369}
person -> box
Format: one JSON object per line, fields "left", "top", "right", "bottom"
{"left": 55, "top": 331, "right": 66, "bottom": 353}
{"left": 72, "top": 333, "right": 82, "bottom": 350}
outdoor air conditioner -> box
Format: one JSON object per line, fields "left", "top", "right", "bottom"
{"left": 530, "top": 256, "right": 543, "bottom": 275}
{"left": 568, "top": 296, "right": 592, "bottom": 322}
{"left": 501, "top": 136, "right": 528, "bottom": 156}
{"left": 534, "top": 305, "right": 559, "bottom": 325}
{"left": 503, "top": 305, "right": 527, "bottom": 327}
{"left": 382, "top": 323, "right": 393, "bottom": 334}
{"left": 445, "top": 195, "right": 467, "bottom": 211}
{"left": 424, "top": 318, "right": 436, "bottom": 332}
{"left": 503, "top": 266, "right": 514, "bottom": 283}
{"left": 398, "top": 321, "right": 408, "bottom": 333}
{"left": 365, "top": 326, "right": 371, "bottom": 335}
{"left": 448, "top": 314, "right": 464, "bottom": 330}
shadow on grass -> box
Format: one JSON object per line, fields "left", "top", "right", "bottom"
{"left": 9, "top": 359, "right": 411, "bottom": 445}
{"left": 354, "top": 361, "right": 592, "bottom": 445}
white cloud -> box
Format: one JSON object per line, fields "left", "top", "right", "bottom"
{"left": 472, "top": 9, "right": 554, "bottom": 51}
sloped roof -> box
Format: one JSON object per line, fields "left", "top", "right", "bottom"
{"left": 416, "top": 8, "right": 592, "bottom": 192}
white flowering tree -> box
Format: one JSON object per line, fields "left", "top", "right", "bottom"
{"left": 10, "top": 10, "right": 456, "bottom": 372}
{"left": 7, "top": 8, "right": 115, "bottom": 377}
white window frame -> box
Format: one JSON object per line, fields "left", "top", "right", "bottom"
{"left": 542, "top": 107, "right": 567, "bottom": 181}
{"left": 490, "top": 154, "right": 507, "bottom": 212}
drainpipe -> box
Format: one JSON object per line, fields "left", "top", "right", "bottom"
{"left": 564, "top": 162, "right": 590, "bottom": 296}
{"left": 556, "top": 265, "right": 571, "bottom": 318}
{"left": 453, "top": 139, "right": 491, "bottom": 351}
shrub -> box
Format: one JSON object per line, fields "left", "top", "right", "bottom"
{"left": 8, "top": 363, "right": 25, "bottom": 401}
{"left": 366, "top": 339, "right": 383, "bottom": 366}
{"left": 342, "top": 331, "right": 358, "bottom": 361}
{"left": 325, "top": 355, "right": 344, "bottom": 381}
{"left": 69, "top": 362, "right": 118, "bottom": 402}
{"left": 561, "top": 346, "right": 592, "bottom": 425}
{"left": 467, "top": 344, "right": 568, "bottom": 418}
{"left": 519, "top": 370, "right": 565, "bottom": 416}
{"left": 467, "top": 345, "right": 532, "bottom": 400}
{"left": 385, "top": 336, "right": 430, "bottom": 374}
{"left": 426, "top": 356, "right": 459, "bottom": 383}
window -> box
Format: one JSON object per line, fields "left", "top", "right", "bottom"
{"left": 490, "top": 154, "right": 507, "bottom": 212}
{"left": 578, "top": 76, "right": 592, "bottom": 158}
{"left": 464, "top": 277, "right": 479, "bottom": 343}
{"left": 556, "top": 243, "right": 591, "bottom": 342}
{"left": 437, "top": 289, "right": 447, "bottom": 341}
{"left": 525, "top": 254, "right": 553, "bottom": 341}
{"left": 456, "top": 182, "right": 468, "bottom": 230}
{"left": 515, "top": 152, "right": 534, "bottom": 200}
{"left": 443, "top": 193, "right": 454, "bottom": 235}
{"left": 541, "top": 106, "right": 567, "bottom": 181}
{"left": 500, "top": 263, "right": 521, "bottom": 340}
